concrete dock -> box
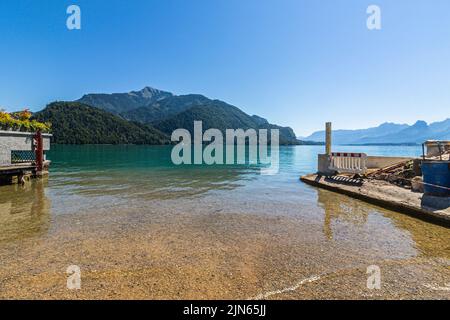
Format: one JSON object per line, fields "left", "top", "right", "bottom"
{"left": 301, "top": 174, "right": 450, "bottom": 226}
{"left": 0, "top": 130, "right": 52, "bottom": 185}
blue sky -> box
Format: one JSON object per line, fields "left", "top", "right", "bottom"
{"left": 0, "top": 0, "right": 449, "bottom": 136}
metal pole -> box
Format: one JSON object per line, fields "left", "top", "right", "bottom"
{"left": 325, "top": 122, "right": 332, "bottom": 156}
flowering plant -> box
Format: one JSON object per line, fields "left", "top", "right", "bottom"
{"left": 0, "top": 109, "right": 51, "bottom": 133}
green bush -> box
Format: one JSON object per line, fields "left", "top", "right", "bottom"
{"left": 0, "top": 110, "right": 51, "bottom": 133}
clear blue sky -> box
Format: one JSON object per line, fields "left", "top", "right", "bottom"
{"left": 1, "top": 0, "right": 449, "bottom": 136}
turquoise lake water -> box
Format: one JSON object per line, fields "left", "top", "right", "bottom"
{"left": 43, "top": 145, "right": 423, "bottom": 215}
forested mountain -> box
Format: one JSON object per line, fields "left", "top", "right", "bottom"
{"left": 153, "top": 101, "right": 299, "bottom": 145}
{"left": 32, "top": 102, "right": 170, "bottom": 145}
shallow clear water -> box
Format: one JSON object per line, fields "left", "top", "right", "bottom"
{"left": 0, "top": 145, "right": 448, "bottom": 299}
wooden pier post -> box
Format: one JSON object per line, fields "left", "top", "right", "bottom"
{"left": 325, "top": 122, "right": 332, "bottom": 156}
{"left": 34, "top": 130, "right": 44, "bottom": 176}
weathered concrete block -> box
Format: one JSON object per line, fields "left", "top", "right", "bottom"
{"left": 0, "top": 149, "right": 11, "bottom": 166}
{"left": 0, "top": 130, "right": 52, "bottom": 166}
{"left": 317, "top": 154, "right": 335, "bottom": 175}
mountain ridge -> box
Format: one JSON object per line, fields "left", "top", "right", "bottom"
{"left": 77, "top": 87, "right": 173, "bottom": 115}
{"left": 76, "top": 86, "right": 301, "bottom": 144}
{"left": 302, "top": 119, "right": 450, "bottom": 145}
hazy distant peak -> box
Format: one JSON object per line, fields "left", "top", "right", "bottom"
{"left": 411, "top": 120, "right": 428, "bottom": 128}
{"left": 429, "top": 118, "right": 450, "bottom": 132}
{"left": 378, "top": 121, "right": 408, "bottom": 128}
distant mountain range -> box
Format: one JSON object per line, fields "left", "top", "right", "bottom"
{"left": 76, "top": 86, "right": 302, "bottom": 145}
{"left": 301, "top": 119, "right": 450, "bottom": 145}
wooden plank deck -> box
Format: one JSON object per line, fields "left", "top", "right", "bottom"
{"left": 0, "top": 163, "right": 35, "bottom": 174}
{"left": 0, "top": 160, "right": 51, "bottom": 174}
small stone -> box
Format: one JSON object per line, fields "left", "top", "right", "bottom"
{"left": 411, "top": 176, "right": 424, "bottom": 193}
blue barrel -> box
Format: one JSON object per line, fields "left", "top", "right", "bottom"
{"left": 421, "top": 161, "right": 450, "bottom": 197}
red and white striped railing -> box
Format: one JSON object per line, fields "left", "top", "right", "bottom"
{"left": 329, "top": 152, "right": 367, "bottom": 174}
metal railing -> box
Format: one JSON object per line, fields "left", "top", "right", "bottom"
{"left": 11, "top": 150, "right": 35, "bottom": 164}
